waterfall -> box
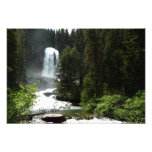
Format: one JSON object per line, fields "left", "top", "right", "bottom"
{"left": 42, "top": 47, "right": 59, "bottom": 78}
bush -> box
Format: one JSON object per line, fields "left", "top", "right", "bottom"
{"left": 94, "top": 95, "right": 126, "bottom": 118}
{"left": 113, "top": 108, "right": 127, "bottom": 121}
{"left": 80, "top": 96, "right": 97, "bottom": 113}
{"left": 83, "top": 90, "right": 145, "bottom": 123}
{"left": 114, "top": 90, "right": 145, "bottom": 123}
{"left": 123, "top": 90, "right": 145, "bottom": 123}
{"left": 7, "top": 81, "right": 39, "bottom": 123}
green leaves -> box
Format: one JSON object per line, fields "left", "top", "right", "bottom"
{"left": 113, "top": 90, "right": 145, "bottom": 123}
{"left": 94, "top": 94, "right": 126, "bottom": 117}
{"left": 81, "top": 90, "right": 145, "bottom": 123}
{"left": 56, "top": 46, "right": 81, "bottom": 102}
{"left": 7, "top": 81, "right": 39, "bottom": 123}
{"left": 7, "top": 29, "right": 27, "bottom": 90}
{"left": 122, "top": 90, "right": 145, "bottom": 123}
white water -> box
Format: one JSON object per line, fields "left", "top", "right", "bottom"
{"left": 42, "top": 47, "right": 59, "bottom": 78}
{"left": 29, "top": 88, "right": 80, "bottom": 115}
{"left": 63, "top": 117, "right": 122, "bottom": 124}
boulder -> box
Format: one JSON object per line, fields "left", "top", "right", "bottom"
{"left": 41, "top": 114, "right": 66, "bottom": 123}
{"left": 43, "top": 92, "right": 52, "bottom": 97}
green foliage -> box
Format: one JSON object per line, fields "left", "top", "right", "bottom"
{"left": 81, "top": 29, "right": 104, "bottom": 104}
{"left": 121, "top": 90, "right": 145, "bottom": 123}
{"left": 57, "top": 46, "right": 80, "bottom": 82}
{"left": 80, "top": 90, "right": 145, "bottom": 123}
{"left": 55, "top": 29, "right": 70, "bottom": 53}
{"left": 80, "top": 96, "right": 97, "bottom": 113}
{"left": 94, "top": 95, "right": 127, "bottom": 117}
{"left": 94, "top": 90, "right": 145, "bottom": 123}
{"left": 120, "top": 30, "right": 145, "bottom": 95}
{"left": 56, "top": 46, "right": 81, "bottom": 103}
{"left": 7, "top": 29, "right": 27, "bottom": 90}
{"left": 81, "top": 75, "right": 96, "bottom": 103}
{"left": 99, "top": 29, "right": 145, "bottom": 95}
{"left": 79, "top": 29, "right": 145, "bottom": 123}
{"left": 7, "top": 81, "right": 39, "bottom": 123}
{"left": 70, "top": 29, "right": 86, "bottom": 87}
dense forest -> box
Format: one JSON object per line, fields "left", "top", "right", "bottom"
{"left": 7, "top": 29, "right": 145, "bottom": 123}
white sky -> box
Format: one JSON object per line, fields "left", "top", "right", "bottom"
{"left": 48, "top": 28, "right": 73, "bottom": 34}
{"left": 55, "top": 28, "right": 73, "bottom": 34}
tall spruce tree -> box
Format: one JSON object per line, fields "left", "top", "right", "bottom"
{"left": 122, "top": 29, "right": 145, "bottom": 96}
{"left": 56, "top": 46, "right": 81, "bottom": 102}
{"left": 102, "top": 29, "right": 124, "bottom": 92}
{"left": 81, "top": 29, "right": 104, "bottom": 106}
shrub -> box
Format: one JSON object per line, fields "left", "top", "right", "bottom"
{"left": 7, "top": 81, "right": 39, "bottom": 123}
{"left": 123, "top": 90, "right": 145, "bottom": 123}
{"left": 113, "top": 108, "right": 127, "bottom": 121}
{"left": 113, "top": 90, "right": 145, "bottom": 123}
{"left": 80, "top": 96, "right": 97, "bottom": 113}
{"left": 94, "top": 95, "right": 126, "bottom": 118}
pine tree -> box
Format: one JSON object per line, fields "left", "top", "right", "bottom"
{"left": 7, "top": 29, "right": 19, "bottom": 89}
{"left": 81, "top": 29, "right": 104, "bottom": 105}
{"left": 122, "top": 29, "right": 145, "bottom": 96}
{"left": 7, "top": 29, "right": 27, "bottom": 90}
{"left": 56, "top": 46, "right": 81, "bottom": 102}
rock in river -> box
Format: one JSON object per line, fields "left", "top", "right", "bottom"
{"left": 41, "top": 114, "right": 66, "bottom": 123}
{"left": 43, "top": 92, "right": 52, "bottom": 97}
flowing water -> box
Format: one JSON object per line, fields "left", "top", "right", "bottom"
{"left": 29, "top": 47, "right": 123, "bottom": 124}
{"left": 29, "top": 88, "right": 82, "bottom": 115}
{"left": 42, "top": 47, "right": 59, "bottom": 78}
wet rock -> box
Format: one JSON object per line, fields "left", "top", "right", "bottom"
{"left": 43, "top": 92, "right": 52, "bottom": 97}
{"left": 41, "top": 114, "right": 66, "bottom": 123}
